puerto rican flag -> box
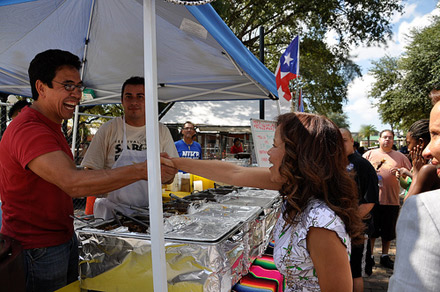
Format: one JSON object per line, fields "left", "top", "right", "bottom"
{"left": 275, "top": 36, "right": 299, "bottom": 102}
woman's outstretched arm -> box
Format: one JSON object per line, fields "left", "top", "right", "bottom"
{"left": 166, "top": 157, "right": 283, "bottom": 190}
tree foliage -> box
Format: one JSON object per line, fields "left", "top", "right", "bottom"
{"left": 368, "top": 15, "right": 440, "bottom": 131}
{"left": 368, "top": 55, "right": 404, "bottom": 129}
{"left": 358, "top": 124, "right": 378, "bottom": 147}
{"left": 325, "top": 111, "right": 350, "bottom": 129}
{"left": 212, "top": 0, "right": 403, "bottom": 115}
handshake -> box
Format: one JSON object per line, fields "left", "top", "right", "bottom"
{"left": 160, "top": 153, "right": 178, "bottom": 184}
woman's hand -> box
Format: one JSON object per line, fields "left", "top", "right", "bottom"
{"left": 410, "top": 145, "right": 427, "bottom": 174}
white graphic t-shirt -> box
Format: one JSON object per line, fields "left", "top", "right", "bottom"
{"left": 81, "top": 117, "right": 178, "bottom": 170}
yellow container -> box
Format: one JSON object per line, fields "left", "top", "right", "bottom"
{"left": 190, "top": 174, "right": 215, "bottom": 191}
{"left": 55, "top": 281, "right": 80, "bottom": 292}
{"left": 162, "top": 174, "right": 215, "bottom": 201}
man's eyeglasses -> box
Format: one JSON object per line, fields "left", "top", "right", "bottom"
{"left": 183, "top": 127, "right": 195, "bottom": 131}
{"left": 52, "top": 80, "right": 86, "bottom": 92}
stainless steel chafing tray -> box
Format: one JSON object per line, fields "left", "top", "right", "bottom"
{"left": 78, "top": 207, "right": 261, "bottom": 291}
{"left": 78, "top": 228, "right": 246, "bottom": 292}
{"left": 76, "top": 188, "right": 281, "bottom": 292}
{"left": 216, "top": 190, "right": 282, "bottom": 262}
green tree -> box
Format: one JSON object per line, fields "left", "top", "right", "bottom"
{"left": 212, "top": 0, "right": 403, "bottom": 115}
{"left": 358, "top": 124, "right": 378, "bottom": 147}
{"left": 326, "top": 111, "right": 350, "bottom": 129}
{"left": 368, "top": 55, "right": 404, "bottom": 129}
{"left": 398, "top": 15, "right": 440, "bottom": 124}
{"left": 368, "top": 15, "right": 440, "bottom": 131}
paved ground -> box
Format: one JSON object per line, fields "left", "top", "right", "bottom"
{"left": 364, "top": 238, "right": 396, "bottom": 292}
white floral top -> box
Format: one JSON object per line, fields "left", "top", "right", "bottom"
{"left": 273, "top": 199, "right": 351, "bottom": 292}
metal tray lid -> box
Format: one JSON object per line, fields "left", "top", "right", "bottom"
{"left": 235, "top": 188, "right": 280, "bottom": 199}
{"left": 163, "top": 214, "right": 243, "bottom": 242}
{"left": 217, "top": 194, "right": 277, "bottom": 209}
{"left": 77, "top": 213, "right": 244, "bottom": 244}
{"left": 188, "top": 202, "right": 261, "bottom": 222}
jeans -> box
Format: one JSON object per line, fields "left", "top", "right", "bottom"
{"left": 23, "top": 234, "right": 79, "bottom": 292}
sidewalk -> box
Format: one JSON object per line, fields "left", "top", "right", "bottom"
{"left": 364, "top": 238, "right": 396, "bottom": 291}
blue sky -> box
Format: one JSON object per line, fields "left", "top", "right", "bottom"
{"left": 343, "top": 0, "right": 439, "bottom": 132}
{"left": 162, "top": 1, "right": 440, "bottom": 132}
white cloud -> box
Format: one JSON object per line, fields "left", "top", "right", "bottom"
{"left": 344, "top": 74, "right": 386, "bottom": 131}
{"left": 345, "top": 2, "right": 439, "bottom": 131}
{"left": 350, "top": 2, "right": 439, "bottom": 67}
{"left": 162, "top": 97, "right": 293, "bottom": 126}
{"left": 324, "top": 29, "right": 339, "bottom": 47}
{"left": 162, "top": 100, "right": 262, "bottom": 126}
{"left": 391, "top": 3, "right": 417, "bottom": 24}
{"left": 397, "top": 6, "right": 440, "bottom": 49}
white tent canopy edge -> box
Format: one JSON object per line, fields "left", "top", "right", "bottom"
{"left": 0, "top": 0, "right": 278, "bottom": 103}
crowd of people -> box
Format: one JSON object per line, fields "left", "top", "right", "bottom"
{"left": 1, "top": 48, "right": 439, "bottom": 292}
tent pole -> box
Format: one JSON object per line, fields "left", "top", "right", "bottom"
{"left": 259, "top": 26, "right": 265, "bottom": 119}
{"left": 70, "top": 106, "right": 80, "bottom": 156}
{"left": 144, "top": 0, "right": 168, "bottom": 291}
{"left": 71, "top": 0, "right": 96, "bottom": 156}
{"left": 159, "top": 102, "right": 175, "bottom": 121}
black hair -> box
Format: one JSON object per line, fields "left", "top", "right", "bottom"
{"left": 233, "top": 137, "right": 241, "bottom": 143}
{"left": 380, "top": 129, "right": 394, "bottom": 138}
{"left": 121, "top": 76, "right": 144, "bottom": 100}
{"left": 8, "top": 99, "right": 31, "bottom": 119}
{"left": 183, "top": 121, "right": 196, "bottom": 128}
{"left": 408, "top": 119, "right": 430, "bottom": 143}
{"left": 28, "top": 49, "right": 81, "bottom": 100}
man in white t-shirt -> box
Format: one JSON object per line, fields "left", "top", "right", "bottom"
{"left": 81, "top": 76, "right": 178, "bottom": 219}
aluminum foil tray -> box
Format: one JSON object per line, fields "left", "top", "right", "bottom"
{"left": 78, "top": 214, "right": 246, "bottom": 244}
{"left": 235, "top": 188, "right": 280, "bottom": 199}
{"left": 217, "top": 194, "right": 277, "bottom": 210}
{"left": 78, "top": 229, "right": 245, "bottom": 292}
{"left": 75, "top": 187, "right": 281, "bottom": 292}
{"left": 189, "top": 203, "right": 261, "bottom": 223}
{"left": 164, "top": 214, "right": 243, "bottom": 242}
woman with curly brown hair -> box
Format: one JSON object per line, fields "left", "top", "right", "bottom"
{"left": 164, "top": 112, "right": 364, "bottom": 291}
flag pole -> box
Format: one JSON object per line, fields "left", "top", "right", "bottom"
{"left": 294, "top": 36, "right": 300, "bottom": 112}
{"left": 290, "top": 95, "right": 296, "bottom": 113}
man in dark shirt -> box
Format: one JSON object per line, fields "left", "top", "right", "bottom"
{"left": 340, "top": 128, "right": 379, "bottom": 292}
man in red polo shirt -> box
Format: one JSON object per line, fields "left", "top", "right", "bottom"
{"left": 0, "top": 49, "right": 176, "bottom": 292}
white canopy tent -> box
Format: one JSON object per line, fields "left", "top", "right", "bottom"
{"left": 0, "top": 0, "right": 277, "bottom": 103}
{"left": 0, "top": 1, "right": 278, "bottom": 291}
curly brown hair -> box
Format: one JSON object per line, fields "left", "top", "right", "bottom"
{"left": 276, "top": 112, "right": 364, "bottom": 244}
